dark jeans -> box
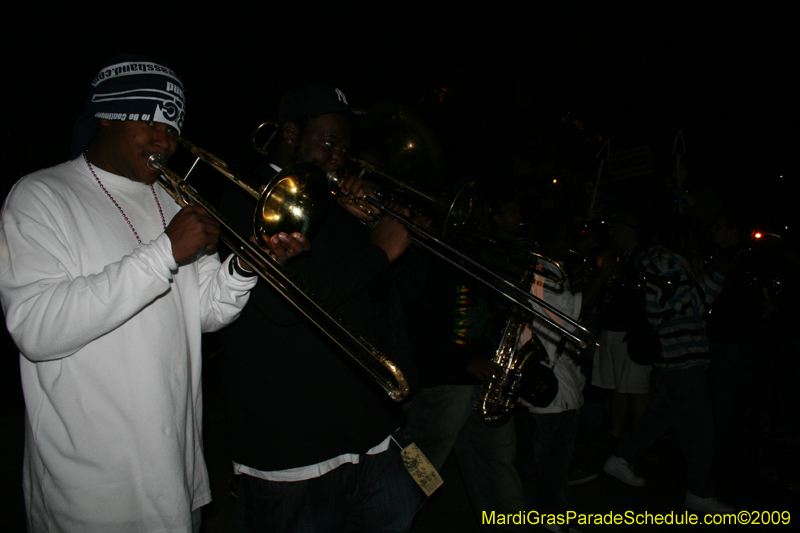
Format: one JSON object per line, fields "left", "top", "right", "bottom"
{"left": 528, "top": 410, "right": 579, "bottom": 514}
{"left": 403, "top": 384, "right": 528, "bottom": 533}
{"left": 235, "top": 438, "right": 422, "bottom": 533}
{"left": 617, "top": 364, "right": 714, "bottom": 497}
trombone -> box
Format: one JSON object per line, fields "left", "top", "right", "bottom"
{"left": 147, "top": 138, "right": 410, "bottom": 401}
{"left": 452, "top": 231, "right": 572, "bottom": 293}
{"left": 340, "top": 160, "right": 595, "bottom": 349}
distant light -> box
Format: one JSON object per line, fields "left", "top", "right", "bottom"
{"left": 553, "top": 179, "right": 558, "bottom": 184}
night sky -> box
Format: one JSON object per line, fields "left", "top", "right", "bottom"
{"left": 4, "top": 3, "right": 797, "bottom": 229}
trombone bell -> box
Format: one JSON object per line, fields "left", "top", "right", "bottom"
{"left": 253, "top": 162, "right": 333, "bottom": 248}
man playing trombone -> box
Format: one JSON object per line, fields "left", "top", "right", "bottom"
{"left": 219, "top": 83, "right": 421, "bottom": 533}
{"left": 0, "top": 54, "right": 308, "bottom": 532}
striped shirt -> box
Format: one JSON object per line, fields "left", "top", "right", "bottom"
{"left": 636, "top": 246, "right": 723, "bottom": 370}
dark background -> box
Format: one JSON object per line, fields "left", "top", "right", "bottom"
{"left": 4, "top": 4, "right": 797, "bottom": 206}
{"left": 2, "top": 2, "right": 797, "bottom": 528}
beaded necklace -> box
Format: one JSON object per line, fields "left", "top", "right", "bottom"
{"left": 83, "top": 152, "right": 166, "bottom": 244}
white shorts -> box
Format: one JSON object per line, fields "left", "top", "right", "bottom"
{"left": 592, "top": 330, "right": 652, "bottom": 394}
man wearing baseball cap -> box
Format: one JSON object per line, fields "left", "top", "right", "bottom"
{"left": 220, "top": 83, "right": 421, "bottom": 532}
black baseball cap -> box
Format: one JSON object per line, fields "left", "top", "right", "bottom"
{"left": 278, "top": 83, "right": 366, "bottom": 124}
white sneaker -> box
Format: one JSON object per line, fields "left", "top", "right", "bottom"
{"left": 602, "top": 455, "right": 645, "bottom": 487}
{"left": 685, "top": 491, "right": 735, "bottom": 513}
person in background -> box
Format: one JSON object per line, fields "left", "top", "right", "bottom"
{"left": 601, "top": 214, "right": 733, "bottom": 514}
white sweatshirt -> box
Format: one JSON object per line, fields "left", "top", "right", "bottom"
{"left": 0, "top": 157, "right": 256, "bottom": 532}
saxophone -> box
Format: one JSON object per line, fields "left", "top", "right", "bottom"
{"left": 474, "top": 269, "right": 550, "bottom": 427}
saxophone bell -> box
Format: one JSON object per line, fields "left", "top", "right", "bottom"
{"left": 475, "top": 268, "right": 555, "bottom": 426}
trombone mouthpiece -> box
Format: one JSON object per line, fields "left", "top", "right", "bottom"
{"left": 327, "top": 171, "right": 342, "bottom": 188}
{"left": 147, "top": 153, "right": 165, "bottom": 171}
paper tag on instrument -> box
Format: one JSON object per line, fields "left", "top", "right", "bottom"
{"left": 401, "top": 443, "right": 443, "bottom": 496}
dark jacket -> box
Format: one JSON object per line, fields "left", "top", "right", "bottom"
{"left": 220, "top": 181, "right": 402, "bottom": 472}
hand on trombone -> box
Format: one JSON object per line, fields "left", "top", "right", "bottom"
{"left": 263, "top": 232, "right": 311, "bottom": 266}
{"left": 167, "top": 205, "right": 221, "bottom": 263}
{"left": 335, "top": 169, "right": 383, "bottom": 222}
{"left": 237, "top": 233, "right": 311, "bottom": 274}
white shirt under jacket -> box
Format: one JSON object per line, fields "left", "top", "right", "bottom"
{"left": 0, "top": 156, "right": 256, "bottom": 532}
{"left": 519, "top": 267, "right": 585, "bottom": 414}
